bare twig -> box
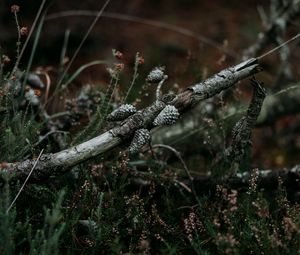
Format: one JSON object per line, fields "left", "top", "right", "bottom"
{"left": 152, "top": 144, "right": 196, "bottom": 196}
{"left": 42, "top": 111, "right": 68, "bottom": 149}
{"left": 6, "top": 149, "right": 44, "bottom": 213}
{"left": 122, "top": 52, "right": 141, "bottom": 104}
{"left": 33, "top": 130, "right": 67, "bottom": 148}
{"left": 10, "top": 0, "right": 47, "bottom": 77}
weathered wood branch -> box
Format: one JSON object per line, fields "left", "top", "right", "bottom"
{"left": 191, "top": 165, "right": 300, "bottom": 202}
{"left": 0, "top": 58, "right": 261, "bottom": 181}
{"left": 152, "top": 84, "right": 300, "bottom": 145}
{"left": 130, "top": 165, "right": 300, "bottom": 202}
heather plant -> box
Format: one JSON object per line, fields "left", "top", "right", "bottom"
{"left": 1, "top": 1, "right": 300, "bottom": 255}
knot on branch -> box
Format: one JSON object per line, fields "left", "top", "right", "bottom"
{"left": 110, "top": 112, "right": 144, "bottom": 138}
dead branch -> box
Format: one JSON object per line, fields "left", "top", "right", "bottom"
{"left": 152, "top": 84, "right": 300, "bottom": 146}
{"left": 0, "top": 58, "right": 261, "bottom": 181}
{"left": 243, "top": 0, "right": 300, "bottom": 59}
{"left": 191, "top": 165, "right": 300, "bottom": 202}
{"left": 227, "top": 78, "right": 266, "bottom": 163}
{"left": 129, "top": 165, "right": 300, "bottom": 202}
{"left": 42, "top": 111, "right": 68, "bottom": 149}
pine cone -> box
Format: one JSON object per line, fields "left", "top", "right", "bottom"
{"left": 146, "top": 67, "right": 165, "bottom": 84}
{"left": 153, "top": 105, "right": 179, "bottom": 126}
{"left": 129, "top": 129, "right": 151, "bottom": 154}
{"left": 106, "top": 104, "right": 137, "bottom": 121}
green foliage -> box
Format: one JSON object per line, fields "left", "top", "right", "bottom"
{"left": 0, "top": 118, "right": 41, "bottom": 162}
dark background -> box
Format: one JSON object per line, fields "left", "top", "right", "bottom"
{"left": 1, "top": 0, "right": 268, "bottom": 85}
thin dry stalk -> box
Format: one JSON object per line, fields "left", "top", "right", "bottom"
{"left": 6, "top": 149, "right": 44, "bottom": 213}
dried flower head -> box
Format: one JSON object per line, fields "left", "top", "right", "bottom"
{"left": 2, "top": 55, "right": 11, "bottom": 65}
{"left": 11, "top": 5, "right": 20, "bottom": 13}
{"left": 283, "top": 217, "right": 299, "bottom": 240}
{"left": 114, "top": 63, "right": 124, "bottom": 71}
{"left": 153, "top": 105, "right": 179, "bottom": 126}
{"left": 106, "top": 104, "right": 137, "bottom": 121}
{"left": 20, "top": 26, "right": 28, "bottom": 36}
{"left": 135, "top": 52, "right": 145, "bottom": 65}
{"left": 146, "top": 67, "right": 165, "bottom": 84}
{"left": 129, "top": 129, "right": 151, "bottom": 154}
{"left": 114, "top": 50, "right": 123, "bottom": 60}
{"left": 34, "top": 89, "right": 42, "bottom": 97}
{"left": 249, "top": 168, "right": 259, "bottom": 191}
{"left": 228, "top": 190, "right": 238, "bottom": 205}
{"left": 137, "top": 55, "right": 144, "bottom": 65}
